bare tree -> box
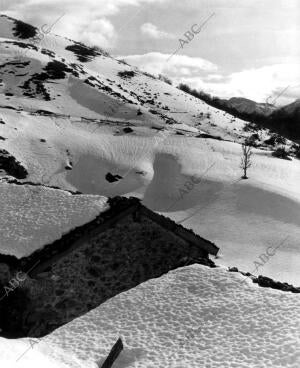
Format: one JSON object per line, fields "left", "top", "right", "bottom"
{"left": 240, "top": 141, "right": 253, "bottom": 179}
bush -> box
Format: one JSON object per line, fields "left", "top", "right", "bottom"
{"left": 91, "top": 45, "right": 110, "bottom": 57}
{"left": 264, "top": 134, "right": 286, "bottom": 146}
{"left": 243, "top": 122, "right": 257, "bottom": 132}
{"left": 177, "top": 83, "right": 212, "bottom": 103}
{"left": 142, "top": 71, "right": 156, "bottom": 79}
{"left": 117, "top": 59, "right": 129, "bottom": 65}
{"left": 118, "top": 70, "right": 136, "bottom": 79}
{"left": 158, "top": 74, "right": 172, "bottom": 85}
{"left": 65, "top": 43, "right": 101, "bottom": 62}
{"left": 272, "top": 147, "right": 291, "bottom": 160}
{"left": 246, "top": 133, "right": 260, "bottom": 147}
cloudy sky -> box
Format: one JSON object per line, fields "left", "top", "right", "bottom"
{"left": 1, "top": 0, "right": 299, "bottom": 104}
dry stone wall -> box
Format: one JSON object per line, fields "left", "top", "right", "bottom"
{"left": 13, "top": 214, "right": 207, "bottom": 337}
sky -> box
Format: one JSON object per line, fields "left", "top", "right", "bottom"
{"left": 1, "top": 0, "right": 299, "bottom": 104}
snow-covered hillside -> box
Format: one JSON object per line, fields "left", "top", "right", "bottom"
{"left": 3, "top": 264, "right": 298, "bottom": 368}
{"left": 0, "top": 14, "right": 299, "bottom": 285}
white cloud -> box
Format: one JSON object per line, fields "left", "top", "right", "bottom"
{"left": 0, "top": 0, "right": 169, "bottom": 48}
{"left": 121, "top": 52, "right": 217, "bottom": 77}
{"left": 79, "top": 18, "right": 116, "bottom": 48}
{"left": 183, "top": 63, "right": 300, "bottom": 105}
{"left": 122, "top": 52, "right": 299, "bottom": 104}
{"left": 141, "top": 22, "right": 175, "bottom": 39}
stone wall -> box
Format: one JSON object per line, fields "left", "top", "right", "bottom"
{"left": 4, "top": 213, "right": 208, "bottom": 337}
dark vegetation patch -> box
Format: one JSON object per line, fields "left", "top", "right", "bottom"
{"left": 41, "top": 49, "right": 55, "bottom": 58}
{"left": 243, "top": 122, "right": 259, "bottom": 133}
{"left": 2, "top": 41, "right": 38, "bottom": 55}
{"left": 12, "top": 19, "right": 37, "bottom": 39}
{"left": 0, "top": 149, "right": 28, "bottom": 179}
{"left": 158, "top": 74, "right": 172, "bottom": 85}
{"left": 271, "top": 147, "right": 292, "bottom": 160}
{"left": 118, "top": 70, "right": 136, "bottom": 79}
{"left": 0, "top": 59, "right": 30, "bottom": 71}
{"left": 264, "top": 133, "right": 286, "bottom": 146}
{"left": 84, "top": 78, "right": 95, "bottom": 87}
{"left": 65, "top": 43, "right": 109, "bottom": 63}
{"left": 20, "top": 60, "right": 75, "bottom": 100}
{"left": 117, "top": 59, "right": 129, "bottom": 66}
{"left": 44, "top": 60, "right": 74, "bottom": 79}
{"left": 70, "top": 63, "right": 86, "bottom": 75}
{"left": 142, "top": 71, "right": 156, "bottom": 79}
{"left": 245, "top": 135, "right": 260, "bottom": 148}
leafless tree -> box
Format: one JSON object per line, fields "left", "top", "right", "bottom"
{"left": 240, "top": 141, "right": 253, "bottom": 179}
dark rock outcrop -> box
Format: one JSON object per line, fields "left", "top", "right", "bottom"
{"left": 0, "top": 149, "right": 28, "bottom": 179}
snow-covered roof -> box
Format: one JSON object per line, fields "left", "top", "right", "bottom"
{"left": 0, "top": 183, "right": 108, "bottom": 258}
{"left": 7, "top": 264, "right": 298, "bottom": 368}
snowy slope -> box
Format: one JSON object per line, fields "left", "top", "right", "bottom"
{"left": 22, "top": 264, "right": 300, "bottom": 368}
{"left": 0, "top": 14, "right": 299, "bottom": 284}
{"left": 0, "top": 336, "right": 85, "bottom": 368}
{"left": 0, "top": 14, "right": 259, "bottom": 140}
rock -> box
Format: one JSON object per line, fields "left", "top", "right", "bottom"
{"left": 257, "top": 276, "right": 273, "bottom": 287}
{"left": 105, "top": 172, "right": 123, "bottom": 183}
{"left": 228, "top": 267, "right": 239, "bottom": 272}
{"left": 123, "top": 127, "right": 133, "bottom": 133}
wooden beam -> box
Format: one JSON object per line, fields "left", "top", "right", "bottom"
{"left": 100, "top": 338, "right": 124, "bottom": 368}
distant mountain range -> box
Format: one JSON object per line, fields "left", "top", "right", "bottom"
{"left": 216, "top": 97, "right": 300, "bottom": 141}
{"left": 178, "top": 84, "right": 300, "bottom": 142}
